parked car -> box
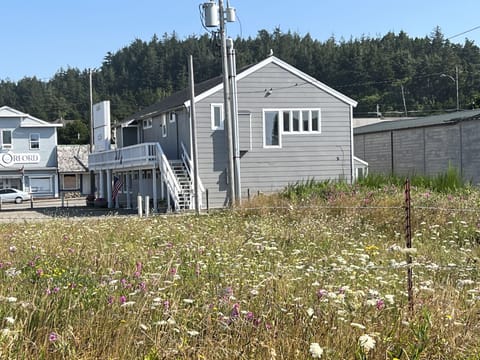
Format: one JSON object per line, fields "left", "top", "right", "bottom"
{"left": 0, "top": 188, "right": 31, "bottom": 204}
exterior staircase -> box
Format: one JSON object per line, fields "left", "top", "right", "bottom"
{"left": 169, "top": 160, "right": 193, "bottom": 210}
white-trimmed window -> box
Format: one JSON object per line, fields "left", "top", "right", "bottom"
{"left": 161, "top": 115, "right": 167, "bottom": 137}
{"left": 281, "top": 109, "right": 321, "bottom": 134}
{"left": 29, "top": 133, "right": 40, "bottom": 150}
{"left": 142, "top": 118, "right": 152, "bottom": 129}
{"left": 211, "top": 104, "right": 224, "bottom": 130}
{"left": 169, "top": 112, "right": 177, "bottom": 123}
{"left": 263, "top": 111, "right": 281, "bottom": 147}
{"left": 264, "top": 109, "right": 321, "bottom": 148}
{"left": 1, "top": 130, "right": 12, "bottom": 149}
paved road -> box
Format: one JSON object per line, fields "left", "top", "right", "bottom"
{"left": 0, "top": 197, "right": 138, "bottom": 222}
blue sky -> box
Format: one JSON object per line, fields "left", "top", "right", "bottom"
{"left": 1, "top": 0, "right": 479, "bottom": 82}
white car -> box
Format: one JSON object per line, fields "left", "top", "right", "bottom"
{"left": 0, "top": 188, "right": 31, "bottom": 204}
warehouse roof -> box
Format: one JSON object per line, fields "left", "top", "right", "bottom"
{"left": 354, "top": 109, "right": 480, "bottom": 135}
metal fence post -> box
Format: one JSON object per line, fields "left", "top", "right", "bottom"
{"left": 405, "top": 178, "right": 414, "bottom": 314}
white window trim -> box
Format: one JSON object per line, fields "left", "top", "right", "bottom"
{"left": 1, "top": 129, "right": 12, "bottom": 149}
{"left": 211, "top": 103, "right": 224, "bottom": 130}
{"left": 263, "top": 110, "right": 282, "bottom": 148}
{"left": 281, "top": 108, "right": 322, "bottom": 135}
{"left": 143, "top": 118, "right": 152, "bottom": 129}
{"left": 161, "top": 115, "right": 167, "bottom": 138}
{"left": 29, "top": 133, "right": 40, "bottom": 150}
{"left": 169, "top": 112, "right": 177, "bottom": 123}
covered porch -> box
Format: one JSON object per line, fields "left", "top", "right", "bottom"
{"left": 88, "top": 142, "right": 200, "bottom": 212}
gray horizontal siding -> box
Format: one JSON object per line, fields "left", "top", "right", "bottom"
{"left": 195, "top": 62, "right": 353, "bottom": 207}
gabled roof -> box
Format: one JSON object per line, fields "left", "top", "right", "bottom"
{"left": 120, "top": 56, "right": 357, "bottom": 125}
{"left": 185, "top": 56, "right": 358, "bottom": 108}
{"left": 354, "top": 109, "right": 480, "bottom": 135}
{"left": 0, "top": 106, "right": 62, "bottom": 128}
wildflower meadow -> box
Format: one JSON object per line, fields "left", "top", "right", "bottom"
{"left": 0, "top": 182, "right": 479, "bottom": 359}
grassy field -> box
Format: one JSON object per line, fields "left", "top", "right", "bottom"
{"left": 0, "top": 182, "right": 479, "bottom": 359}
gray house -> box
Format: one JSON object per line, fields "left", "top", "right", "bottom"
{"left": 354, "top": 109, "right": 480, "bottom": 183}
{"left": 89, "top": 56, "right": 358, "bottom": 210}
{"left": 0, "top": 106, "right": 62, "bottom": 197}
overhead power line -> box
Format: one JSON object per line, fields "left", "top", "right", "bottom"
{"left": 447, "top": 25, "right": 480, "bottom": 40}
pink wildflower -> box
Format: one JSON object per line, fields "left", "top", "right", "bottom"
{"left": 376, "top": 299, "right": 385, "bottom": 310}
{"left": 48, "top": 332, "right": 58, "bottom": 342}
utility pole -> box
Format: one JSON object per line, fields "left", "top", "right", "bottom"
{"left": 400, "top": 84, "right": 408, "bottom": 117}
{"left": 188, "top": 55, "right": 200, "bottom": 214}
{"left": 455, "top": 65, "right": 459, "bottom": 111}
{"left": 89, "top": 69, "right": 96, "bottom": 196}
{"left": 202, "top": 0, "right": 237, "bottom": 206}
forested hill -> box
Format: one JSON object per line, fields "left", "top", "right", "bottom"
{"left": 1, "top": 27, "right": 479, "bottom": 131}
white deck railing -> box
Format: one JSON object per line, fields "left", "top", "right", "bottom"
{"left": 88, "top": 143, "right": 158, "bottom": 170}
{"left": 88, "top": 143, "right": 184, "bottom": 211}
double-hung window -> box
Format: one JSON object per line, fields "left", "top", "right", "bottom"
{"left": 30, "top": 133, "right": 40, "bottom": 149}
{"left": 1, "top": 130, "right": 12, "bottom": 149}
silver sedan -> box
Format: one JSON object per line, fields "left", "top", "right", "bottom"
{"left": 0, "top": 188, "right": 31, "bottom": 204}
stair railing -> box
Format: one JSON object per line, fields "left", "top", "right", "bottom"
{"left": 180, "top": 142, "right": 205, "bottom": 209}
{"left": 153, "top": 143, "right": 183, "bottom": 211}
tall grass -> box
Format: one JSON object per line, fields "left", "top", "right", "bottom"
{"left": 357, "top": 165, "right": 469, "bottom": 193}
{"left": 0, "top": 184, "right": 479, "bottom": 358}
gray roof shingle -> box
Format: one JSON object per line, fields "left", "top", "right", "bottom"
{"left": 57, "top": 145, "right": 90, "bottom": 173}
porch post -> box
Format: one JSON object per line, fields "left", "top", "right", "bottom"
{"left": 98, "top": 171, "right": 105, "bottom": 198}
{"left": 152, "top": 167, "right": 158, "bottom": 212}
{"left": 138, "top": 170, "right": 143, "bottom": 207}
{"left": 107, "top": 169, "right": 113, "bottom": 208}
{"left": 115, "top": 172, "right": 121, "bottom": 209}
{"left": 126, "top": 172, "right": 132, "bottom": 209}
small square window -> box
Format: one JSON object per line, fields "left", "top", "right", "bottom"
{"left": 143, "top": 118, "right": 152, "bottom": 129}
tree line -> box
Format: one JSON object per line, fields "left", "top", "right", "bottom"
{"left": 0, "top": 27, "right": 479, "bottom": 144}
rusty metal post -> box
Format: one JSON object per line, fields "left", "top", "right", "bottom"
{"left": 405, "top": 178, "right": 414, "bottom": 313}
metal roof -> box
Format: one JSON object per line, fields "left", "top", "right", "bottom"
{"left": 354, "top": 109, "right": 480, "bottom": 135}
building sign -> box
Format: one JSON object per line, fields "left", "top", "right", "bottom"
{"left": 0, "top": 151, "right": 40, "bottom": 167}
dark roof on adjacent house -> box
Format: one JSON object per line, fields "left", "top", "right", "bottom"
{"left": 354, "top": 109, "right": 480, "bottom": 135}
{"left": 57, "top": 145, "right": 90, "bottom": 172}
{"left": 122, "top": 75, "right": 223, "bottom": 124}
